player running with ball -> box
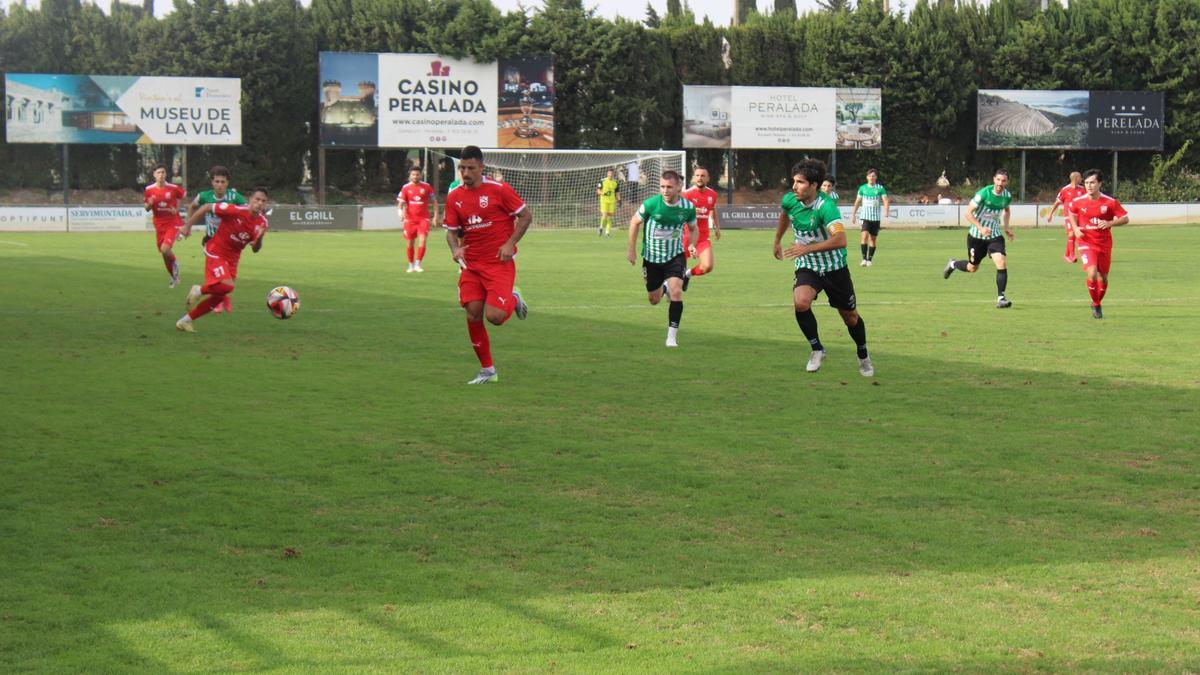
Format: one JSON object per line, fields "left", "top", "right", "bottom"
{"left": 444, "top": 146, "right": 532, "bottom": 385}
{"left": 176, "top": 188, "right": 271, "bottom": 332}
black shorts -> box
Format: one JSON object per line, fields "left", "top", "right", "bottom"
{"left": 967, "top": 235, "right": 1006, "bottom": 266}
{"left": 860, "top": 219, "right": 881, "bottom": 236}
{"left": 793, "top": 267, "right": 857, "bottom": 311}
{"left": 643, "top": 254, "right": 687, "bottom": 292}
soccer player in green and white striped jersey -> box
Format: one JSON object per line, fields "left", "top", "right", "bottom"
{"left": 943, "top": 169, "right": 1016, "bottom": 309}
{"left": 627, "top": 170, "right": 697, "bottom": 348}
{"left": 851, "top": 168, "right": 889, "bottom": 266}
{"left": 774, "top": 159, "right": 873, "bottom": 377}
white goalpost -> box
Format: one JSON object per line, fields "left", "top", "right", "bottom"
{"left": 429, "top": 148, "right": 687, "bottom": 229}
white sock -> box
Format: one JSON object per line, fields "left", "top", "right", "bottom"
{"left": 178, "top": 315, "right": 192, "bottom": 323}
{"left": 481, "top": 366, "right": 496, "bottom": 374}
{"left": 667, "top": 326, "right": 678, "bottom": 341}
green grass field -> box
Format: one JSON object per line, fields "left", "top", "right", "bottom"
{"left": 2, "top": 226, "right": 1199, "bottom": 672}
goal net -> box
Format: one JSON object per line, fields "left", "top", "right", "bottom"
{"left": 428, "top": 149, "right": 686, "bottom": 230}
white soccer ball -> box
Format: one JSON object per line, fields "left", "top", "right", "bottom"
{"left": 266, "top": 286, "right": 300, "bottom": 320}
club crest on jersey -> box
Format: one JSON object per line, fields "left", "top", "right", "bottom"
{"left": 1101, "top": 206, "right": 1108, "bottom": 214}
{"left": 479, "top": 196, "right": 489, "bottom": 208}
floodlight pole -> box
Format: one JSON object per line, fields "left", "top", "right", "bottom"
{"left": 318, "top": 147, "right": 326, "bottom": 205}
{"left": 62, "top": 144, "right": 70, "bottom": 205}
{"left": 726, "top": 149, "right": 734, "bottom": 205}
{"left": 1019, "top": 150, "right": 1026, "bottom": 202}
{"left": 831, "top": 148, "right": 837, "bottom": 179}
{"left": 1112, "top": 151, "right": 1119, "bottom": 194}
{"left": 181, "top": 146, "right": 188, "bottom": 196}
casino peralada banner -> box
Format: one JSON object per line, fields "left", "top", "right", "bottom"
{"left": 319, "top": 52, "right": 555, "bottom": 149}
{"left": 5, "top": 74, "right": 241, "bottom": 145}
{"left": 977, "top": 90, "right": 1164, "bottom": 150}
{"left": 682, "top": 85, "right": 881, "bottom": 150}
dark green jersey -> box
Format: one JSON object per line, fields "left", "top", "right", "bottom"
{"left": 781, "top": 192, "right": 847, "bottom": 272}
{"left": 856, "top": 183, "right": 887, "bottom": 221}
{"left": 637, "top": 194, "right": 696, "bottom": 263}
{"left": 196, "top": 188, "right": 247, "bottom": 237}
{"left": 968, "top": 186, "right": 1011, "bottom": 239}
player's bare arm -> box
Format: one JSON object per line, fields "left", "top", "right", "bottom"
{"left": 710, "top": 207, "right": 721, "bottom": 241}
{"left": 1003, "top": 206, "right": 1014, "bottom": 239}
{"left": 627, "top": 214, "right": 644, "bottom": 264}
{"left": 964, "top": 206, "right": 990, "bottom": 238}
{"left": 881, "top": 194, "right": 891, "bottom": 224}
{"left": 851, "top": 196, "right": 862, "bottom": 225}
{"left": 772, "top": 212, "right": 790, "bottom": 260}
{"left": 785, "top": 223, "right": 847, "bottom": 259}
{"left": 251, "top": 232, "right": 265, "bottom": 253}
{"left": 1099, "top": 214, "right": 1129, "bottom": 230}
{"left": 686, "top": 219, "right": 699, "bottom": 258}
{"left": 186, "top": 203, "right": 213, "bottom": 228}
{"left": 1068, "top": 210, "right": 1084, "bottom": 240}
{"left": 445, "top": 228, "right": 468, "bottom": 263}
{"left": 1047, "top": 199, "right": 1062, "bottom": 223}
{"left": 498, "top": 208, "right": 533, "bottom": 262}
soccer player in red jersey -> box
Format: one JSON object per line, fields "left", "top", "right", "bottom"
{"left": 175, "top": 188, "right": 271, "bottom": 332}
{"left": 398, "top": 167, "right": 436, "bottom": 273}
{"left": 143, "top": 164, "right": 187, "bottom": 288}
{"left": 1068, "top": 169, "right": 1128, "bottom": 319}
{"left": 681, "top": 166, "right": 720, "bottom": 291}
{"left": 443, "top": 146, "right": 532, "bottom": 384}
{"left": 1046, "top": 171, "right": 1087, "bottom": 263}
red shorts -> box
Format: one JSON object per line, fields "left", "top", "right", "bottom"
{"left": 682, "top": 228, "right": 711, "bottom": 255}
{"left": 203, "top": 253, "right": 239, "bottom": 288}
{"left": 403, "top": 218, "right": 431, "bottom": 240}
{"left": 155, "top": 221, "right": 182, "bottom": 249}
{"left": 458, "top": 260, "right": 516, "bottom": 310}
{"left": 1077, "top": 243, "right": 1111, "bottom": 275}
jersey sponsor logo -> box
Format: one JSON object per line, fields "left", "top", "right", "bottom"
{"left": 464, "top": 214, "right": 489, "bottom": 231}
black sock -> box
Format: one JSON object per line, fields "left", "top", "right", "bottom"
{"left": 868, "top": 246, "right": 876, "bottom": 260}
{"left": 953, "top": 260, "right": 970, "bottom": 271}
{"left": 668, "top": 301, "right": 683, "bottom": 328}
{"left": 996, "top": 269, "right": 1008, "bottom": 296}
{"left": 860, "top": 244, "right": 868, "bottom": 258}
{"left": 795, "top": 310, "right": 823, "bottom": 351}
{"left": 847, "top": 316, "right": 868, "bottom": 359}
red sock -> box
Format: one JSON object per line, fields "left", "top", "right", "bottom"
{"left": 417, "top": 245, "right": 426, "bottom": 262}
{"left": 406, "top": 243, "right": 415, "bottom": 263}
{"left": 1086, "top": 281, "right": 1100, "bottom": 305}
{"left": 689, "top": 265, "right": 708, "bottom": 277}
{"left": 1065, "top": 237, "right": 1075, "bottom": 258}
{"left": 188, "top": 293, "right": 227, "bottom": 320}
{"left": 467, "top": 320, "right": 493, "bottom": 368}
{"left": 1097, "top": 283, "right": 1108, "bottom": 302}
{"left": 163, "top": 252, "right": 176, "bottom": 273}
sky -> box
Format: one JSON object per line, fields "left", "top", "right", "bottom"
{"left": 1, "top": 0, "right": 833, "bottom": 27}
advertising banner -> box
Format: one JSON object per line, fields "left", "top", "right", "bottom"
{"left": 362, "top": 206, "right": 402, "bottom": 231}
{"left": 320, "top": 52, "right": 554, "bottom": 149}
{"left": 683, "top": 86, "right": 732, "bottom": 149}
{"left": 0, "top": 206, "right": 68, "bottom": 231}
{"left": 977, "top": 90, "right": 1163, "bottom": 150}
{"left": 268, "top": 205, "right": 359, "bottom": 231}
{"left": 67, "top": 206, "right": 150, "bottom": 231}
{"left": 715, "top": 205, "right": 782, "bottom": 229}
{"left": 684, "top": 86, "right": 881, "bottom": 150}
{"left": 732, "top": 86, "right": 836, "bottom": 150}
{"left": 497, "top": 56, "right": 555, "bottom": 149}
{"left": 5, "top": 74, "right": 241, "bottom": 145}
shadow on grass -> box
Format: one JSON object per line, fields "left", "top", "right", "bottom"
{"left": 2, "top": 252, "right": 1199, "bottom": 669}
